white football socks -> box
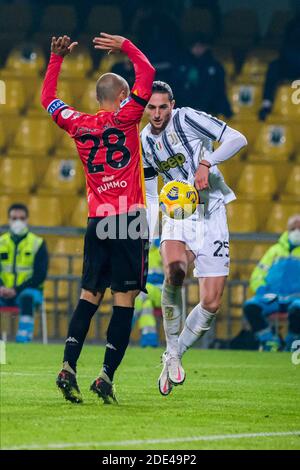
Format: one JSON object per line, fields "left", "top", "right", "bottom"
{"left": 178, "top": 303, "right": 216, "bottom": 357}
{"left": 161, "top": 282, "right": 183, "bottom": 357}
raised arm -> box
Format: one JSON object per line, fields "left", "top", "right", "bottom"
{"left": 93, "top": 33, "right": 155, "bottom": 101}
{"left": 41, "top": 35, "right": 78, "bottom": 111}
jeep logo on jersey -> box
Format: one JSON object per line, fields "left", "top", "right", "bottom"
{"left": 156, "top": 154, "right": 186, "bottom": 173}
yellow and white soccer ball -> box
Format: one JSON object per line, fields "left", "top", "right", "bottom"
{"left": 159, "top": 180, "right": 199, "bottom": 219}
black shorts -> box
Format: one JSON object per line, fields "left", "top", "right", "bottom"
{"left": 81, "top": 214, "right": 149, "bottom": 294}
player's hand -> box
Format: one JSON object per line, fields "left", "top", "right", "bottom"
{"left": 51, "top": 35, "right": 78, "bottom": 57}
{"left": 0, "top": 287, "right": 16, "bottom": 299}
{"left": 194, "top": 160, "right": 211, "bottom": 191}
{"left": 93, "top": 33, "right": 126, "bottom": 54}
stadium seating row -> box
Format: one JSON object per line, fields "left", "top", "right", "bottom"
{"left": 1, "top": 79, "right": 299, "bottom": 134}
{"left": 43, "top": 237, "right": 270, "bottom": 278}
{"left": 0, "top": 191, "right": 298, "bottom": 233}
{"left": 0, "top": 156, "right": 299, "bottom": 201}
{"left": 0, "top": 115, "right": 299, "bottom": 163}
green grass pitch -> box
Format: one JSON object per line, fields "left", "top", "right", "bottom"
{"left": 1, "top": 343, "right": 299, "bottom": 450}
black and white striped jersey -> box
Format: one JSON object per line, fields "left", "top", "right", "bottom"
{"left": 141, "top": 107, "right": 236, "bottom": 212}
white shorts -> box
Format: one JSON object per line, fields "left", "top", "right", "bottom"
{"left": 161, "top": 204, "right": 230, "bottom": 278}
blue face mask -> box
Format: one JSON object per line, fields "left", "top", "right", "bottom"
{"left": 289, "top": 229, "right": 300, "bottom": 246}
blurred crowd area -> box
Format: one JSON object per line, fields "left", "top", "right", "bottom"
{"left": 0, "top": 0, "right": 299, "bottom": 343}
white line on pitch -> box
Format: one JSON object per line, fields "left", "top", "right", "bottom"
{"left": 2, "top": 431, "right": 300, "bottom": 450}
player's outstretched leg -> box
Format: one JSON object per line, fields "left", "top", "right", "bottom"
{"left": 178, "top": 277, "right": 226, "bottom": 357}
{"left": 159, "top": 241, "right": 192, "bottom": 388}
{"left": 57, "top": 294, "right": 100, "bottom": 403}
{"left": 178, "top": 303, "right": 215, "bottom": 357}
{"left": 161, "top": 281, "right": 186, "bottom": 386}
{"left": 91, "top": 294, "right": 137, "bottom": 404}
{"left": 158, "top": 351, "right": 173, "bottom": 395}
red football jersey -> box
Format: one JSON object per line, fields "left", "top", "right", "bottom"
{"left": 41, "top": 40, "right": 155, "bottom": 217}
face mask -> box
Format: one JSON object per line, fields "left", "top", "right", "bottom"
{"left": 10, "top": 220, "right": 28, "bottom": 236}
{"left": 289, "top": 229, "right": 300, "bottom": 246}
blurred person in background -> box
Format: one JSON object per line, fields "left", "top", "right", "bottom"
{"left": 0, "top": 204, "right": 48, "bottom": 343}
{"left": 132, "top": 2, "right": 180, "bottom": 85}
{"left": 243, "top": 215, "right": 300, "bottom": 352}
{"left": 111, "top": 58, "right": 135, "bottom": 89}
{"left": 134, "top": 239, "right": 164, "bottom": 348}
{"left": 259, "top": 15, "right": 300, "bottom": 120}
{"left": 175, "top": 34, "right": 233, "bottom": 118}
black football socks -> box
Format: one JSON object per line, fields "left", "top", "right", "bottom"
{"left": 63, "top": 299, "right": 98, "bottom": 373}
{"left": 102, "top": 306, "right": 134, "bottom": 382}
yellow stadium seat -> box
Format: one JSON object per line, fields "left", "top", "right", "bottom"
{"left": 0, "top": 195, "right": 12, "bottom": 225}
{"left": 264, "top": 202, "right": 300, "bottom": 233}
{"left": 96, "top": 53, "right": 125, "bottom": 76}
{"left": 249, "top": 124, "right": 294, "bottom": 162}
{"left": 51, "top": 237, "right": 83, "bottom": 276}
{"left": 84, "top": 5, "right": 123, "bottom": 34}
{"left": 4, "top": 45, "right": 45, "bottom": 77}
{"left": 140, "top": 113, "right": 149, "bottom": 131}
{"left": 80, "top": 81, "right": 99, "bottom": 114}
{"left": 271, "top": 85, "right": 300, "bottom": 121}
{"left": 69, "top": 198, "right": 88, "bottom": 228}
{"left": 236, "top": 164, "right": 277, "bottom": 200}
{"left": 61, "top": 47, "right": 93, "bottom": 79}
{"left": 27, "top": 80, "right": 74, "bottom": 116}
{"left": 53, "top": 131, "right": 78, "bottom": 158}
{"left": 250, "top": 243, "right": 273, "bottom": 264}
{"left": 230, "top": 84, "right": 262, "bottom": 119}
{"left": 240, "top": 242, "right": 273, "bottom": 279}
{"left": 0, "top": 79, "right": 26, "bottom": 115}
{"left": 38, "top": 159, "right": 85, "bottom": 195}
{"left": 181, "top": 8, "right": 214, "bottom": 39}
{"left": 8, "top": 118, "right": 55, "bottom": 156}
{"left": 218, "top": 160, "right": 243, "bottom": 189}
{"left": 281, "top": 166, "right": 300, "bottom": 202}
{"left": 187, "top": 283, "right": 199, "bottom": 305}
{"left": 227, "top": 201, "right": 258, "bottom": 233}
{"left": 0, "top": 158, "right": 36, "bottom": 194}
{"left": 228, "top": 119, "right": 260, "bottom": 152}
{"left": 28, "top": 196, "right": 64, "bottom": 227}
{"left": 0, "top": 120, "right": 6, "bottom": 151}
{"left": 238, "top": 49, "right": 277, "bottom": 84}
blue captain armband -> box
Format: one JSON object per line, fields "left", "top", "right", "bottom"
{"left": 47, "top": 99, "right": 67, "bottom": 115}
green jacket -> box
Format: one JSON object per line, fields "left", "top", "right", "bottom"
{"left": 0, "top": 231, "right": 48, "bottom": 293}
{"left": 250, "top": 232, "right": 300, "bottom": 293}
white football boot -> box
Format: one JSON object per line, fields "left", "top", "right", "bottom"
{"left": 158, "top": 351, "right": 173, "bottom": 396}
{"left": 167, "top": 354, "right": 186, "bottom": 386}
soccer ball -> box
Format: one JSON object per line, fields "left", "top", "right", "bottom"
{"left": 159, "top": 180, "right": 199, "bottom": 219}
